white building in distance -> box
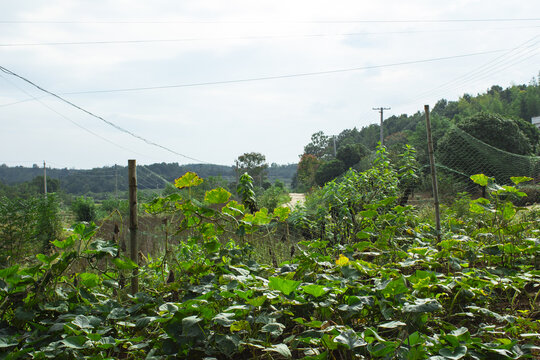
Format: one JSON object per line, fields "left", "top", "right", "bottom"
{"left": 533, "top": 116, "right": 540, "bottom": 129}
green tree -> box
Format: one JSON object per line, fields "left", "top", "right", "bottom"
{"left": 296, "top": 154, "right": 322, "bottom": 191}
{"left": 437, "top": 112, "right": 534, "bottom": 183}
{"left": 257, "top": 180, "right": 291, "bottom": 212}
{"left": 315, "top": 159, "right": 345, "bottom": 186}
{"left": 514, "top": 117, "right": 540, "bottom": 154}
{"left": 237, "top": 173, "right": 258, "bottom": 213}
{"left": 304, "top": 131, "right": 331, "bottom": 158}
{"left": 30, "top": 176, "right": 60, "bottom": 194}
{"left": 235, "top": 152, "right": 268, "bottom": 187}
{"left": 336, "top": 143, "right": 369, "bottom": 168}
{"left": 456, "top": 112, "right": 532, "bottom": 155}
{"left": 71, "top": 196, "right": 97, "bottom": 222}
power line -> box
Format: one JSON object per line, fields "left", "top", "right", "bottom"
{"left": 1, "top": 26, "right": 538, "bottom": 47}
{"left": 0, "top": 65, "right": 211, "bottom": 165}
{"left": 414, "top": 36, "right": 538, "bottom": 97}
{"left": 0, "top": 49, "right": 509, "bottom": 110}
{"left": 1, "top": 18, "right": 539, "bottom": 24}
{"left": 54, "top": 49, "right": 506, "bottom": 95}
{"left": 0, "top": 72, "right": 148, "bottom": 158}
{"left": 400, "top": 34, "right": 539, "bottom": 107}
{"left": 138, "top": 165, "right": 172, "bottom": 186}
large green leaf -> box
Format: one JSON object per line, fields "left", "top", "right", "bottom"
{"left": 469, "top": 198, "right": 491, "bottom": 214}
{"left": 439, "top": 345, "right": 467, "bottom": 359}
{"left": 222, "top": 200, "right": 245, "bottom": 217}
{"left": 502, "top": 201, "right": 517, "bottom": 220}
{"left": 213, "top": 313, "right": 235, "bottom": 327}
{"left": 204, "top": 188, "right": 231, "bottom": 204}
{"left": 334, "top": 329, "right": 367, "bottom": 349}
{"left": 264, "top": 343, "right": 292, "bottom": 358}
{"left": 301, "top": 284, "right": 328, "bottom": 298}
{"left": 252, "top": 208, "right": 272, "bottom": 225}
{"left": 203, "top": 238, "right": 221, "bottom": 253}
{"left": 112, "top": 256, "right": 138, "bottom": 270}
{"left": 510, "top": 176, "right": 532, "bottom": 185}
{"left": 90, "top": 239, "right": 118, "bottom": 257}
{"left": 231, "top": 320, "right": 251, "bottom": 332}
{"left": 470, "top": 174, "right": 490, "bottom": 186}
{"left": 378, "top": 321, "right": 406, "bottom": 329}
{"left": 182, "top": 315, "right": 204, "bottom": 337}
{"left": 269, "top": 277, "right": 301, "bottom": 295}
{"left": 215, "top": 334, "right": 240, "bottom": 357}
{"left": 79, "top": 273, "right": 100, "bottom": 288}
{"left": 359, "top": 209, "right": 378, "bottom": 218}
{"left": 0, "top": 335, "right": 18, "bottom": 348}
{"left": 261, "top": 322, "right": 285, "bottom": 337}
{"left": 175, "top": 172, "right": 203, "bottom": 189}
{"left": 72, "top": 315, "right": 93, "bottom": 329}
{"left": 403, "top": 298, "right": 441, "bottom": 313}
{"left": 52, "top": 235, "right": 76, "bottom": 249}
{"left": 273, "top": 206, "right": 290, "bottom": 221}
{"left": 378, "top": 276, "right": 408, "bottom": 296}
{"left": 62, "top": 335, "right": 87, "bottom": 349}
{"left": 36, "top": 252, "right": 60, "bottom": 265}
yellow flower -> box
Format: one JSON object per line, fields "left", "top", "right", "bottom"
{"left": 336, "top": 254, "right": 350, "bottom": 266}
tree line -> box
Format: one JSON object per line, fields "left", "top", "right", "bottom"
{"left": 0, "top": 162, "right": 297, "bottom": 199}
{"left": 295, "top": 75, "right": 540, "bottom": 191}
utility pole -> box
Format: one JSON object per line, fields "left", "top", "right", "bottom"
{"left": 373, "top": 107, "right": 390, "bottom": 146}
{"left": 333, "top": 136, "right": 337, "bottom": 156}
{"left": 43, "top": 161, "right": 47, "bottom": 197}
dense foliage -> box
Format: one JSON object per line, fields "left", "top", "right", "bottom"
{"left": 295, "top": 77, "right": 540, "bottom": 190}
{"left": 1, "top": 77, "right": 540, "bottom": 359}
{"left": 1, "top": 154, "right": 539, "bottom": 359}
{"left": 0, "top": 195, "right": 61, "bottom": 267}
{"left": 0, "top": 163, "right": 297, "bottom": 198}
{"left": 235, "top": 153, "right": 269, "bottom": 188}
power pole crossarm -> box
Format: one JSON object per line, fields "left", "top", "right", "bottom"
{"left": 373, "top": 107, "right": 391, "bottom": 146}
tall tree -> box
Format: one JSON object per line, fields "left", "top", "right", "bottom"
{"left": 303, "top": 131, "right": 331, "bottom": 158}
{"left": 234, "top": 152, "right": 268, "bottom": 187}
{"left": 296, "top": 154, "right": 322, "bottom": 191}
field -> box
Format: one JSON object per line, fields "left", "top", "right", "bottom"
{"left": 0, "top": 165, "right": 539, "bottom": 359}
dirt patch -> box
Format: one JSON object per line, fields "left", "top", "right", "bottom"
{"left": 287, "top": 193, "right": 305, "bottom": 208}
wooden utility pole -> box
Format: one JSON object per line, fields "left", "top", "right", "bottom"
{"left": 373, "top": 107, "right": 390, "bottom": 146}
{"left": 43, "top": 161, "right": 47, "bottom": 197}
{"left": 424, "top": 105, "right": 441, "bottom": 243}
{"left": 128, "top": 160, "right": 139, "bottom": 294}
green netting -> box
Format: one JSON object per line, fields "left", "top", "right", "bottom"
{"left": 434, "top": 123, "right": 540, "bottom": 194}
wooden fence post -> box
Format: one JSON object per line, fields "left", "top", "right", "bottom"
{"left": 128, "top": 159, "right": 139, "bottom": 294}
{"left": 425, "top": 105, "right": 441, "bottom": 243}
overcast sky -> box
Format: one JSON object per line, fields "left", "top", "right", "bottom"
{"left": 0, "top": 1, "right": 539, "bottom": 169}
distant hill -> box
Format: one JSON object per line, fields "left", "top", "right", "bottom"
{"left": 0, "top": 162, "right": 297, "bottom": 195}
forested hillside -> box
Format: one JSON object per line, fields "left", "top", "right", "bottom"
{"left": 296, "top": 78, "right": 540, "bottom": 191}
{"left": 0, "top": 162, "right": 297, "bottom": 197}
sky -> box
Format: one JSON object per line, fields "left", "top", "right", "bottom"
{"left": 0, "top": 1, "right": 539, "bottom": 169}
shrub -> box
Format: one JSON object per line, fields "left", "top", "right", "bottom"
{"left": 71, "top": 196, "right": 96, "bottom": 222}
{"left": 314, "top": 159, "right": 345, "bottom": 186}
